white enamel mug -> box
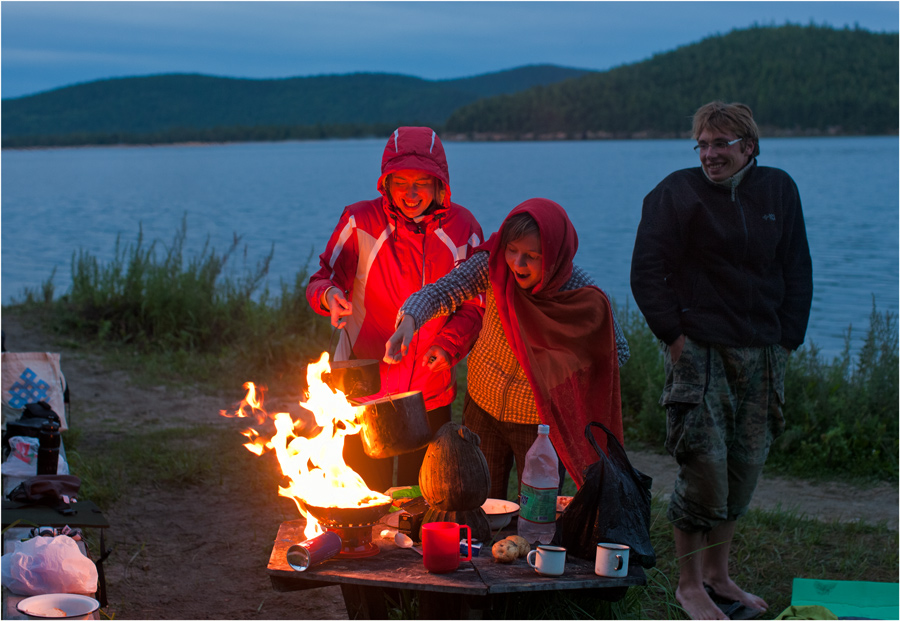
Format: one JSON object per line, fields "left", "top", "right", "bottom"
{"left": 595, "top": 543, "right": 629, "bottom": 577}
{"left": 526, "top": 545, "right": 566, "bottom": 576}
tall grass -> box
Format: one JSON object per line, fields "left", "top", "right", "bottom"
{"left": 10, "top": 221, "right": 896, "bottom": 620}
{"left": 20, "top": 218, "right": 331, "bottom": 394}
{"left": 617, "top": 302, "right": 899, "bottom": 483}
{"left": 11, "top": 222, "right": 899, "bottom": 481}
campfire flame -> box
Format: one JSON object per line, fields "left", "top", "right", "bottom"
{"left": 221, "top": 352, "right": 390, "bottom": 539}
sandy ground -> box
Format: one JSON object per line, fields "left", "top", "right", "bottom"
{"left": 2, "top": 312, "right": 896, "bottom": 619}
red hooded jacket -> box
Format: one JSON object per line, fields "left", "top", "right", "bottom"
{"left": 306, "top": 127, "right": 484, "bottom": 409}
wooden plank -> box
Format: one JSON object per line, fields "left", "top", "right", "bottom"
{"left": 269, "top": 574, "right": 336, "bottom": 593}
{"left": 267, "top": 521, "right": 489, "bottom": 597}
{"left": 471, "top": 554, "right": 645, "bottom": 594}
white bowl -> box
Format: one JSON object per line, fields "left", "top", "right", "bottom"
{"left": 481, "top": 498, "right": 520, "bottom": 530}
{"left": 16, "top": 593, "right": 100, "bottom": 620}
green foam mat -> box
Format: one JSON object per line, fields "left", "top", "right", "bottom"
{"left": 791, "top": 578, "right": 899, "bottom": 619}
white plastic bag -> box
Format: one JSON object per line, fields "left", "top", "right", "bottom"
{"left": 6, "top": 436, "right": 40, "bottom": 468}
{"left": 1, "top": 436, "right": 70, "bottom": 478}
{"left": 0, "top": 536, "right": 97, "bottom": 595}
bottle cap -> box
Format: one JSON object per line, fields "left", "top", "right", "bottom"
{"left": 537, "top": 424, "right": 550, "bottom": 435}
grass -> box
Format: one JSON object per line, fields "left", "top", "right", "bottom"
{"left": 10, "top": 220, "right": 897, "bottom": 482}
{"left": 13, "top": 217, "right": 332, "bottom": 396}
{"left": 632, "top": 499, "right": 898, "bottom": 620}
{"left": 5, "top": 221, "right": 898, "bottom": 618}
{"left": 64, "top": 420, "right": 899, "bottom": 620}
{"left": 64, "top": 425, "right": 240, "bottom": 507}
{"left": 617, "top": 299, "right": 899, "bottom": 485}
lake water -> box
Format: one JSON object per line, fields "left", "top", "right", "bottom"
{"left": 2, "top": 136, "right": 897, "bottom": 360}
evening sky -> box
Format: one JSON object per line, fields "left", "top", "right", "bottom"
{"left": 2, "top": 1, "right": 898, "bottom": 99}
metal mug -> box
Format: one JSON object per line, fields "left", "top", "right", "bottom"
{"left": 595, "top": 542, "right": 629, "bottom": 578}
{"left": 526, "top": 545, "right": 567, "bottom": 576}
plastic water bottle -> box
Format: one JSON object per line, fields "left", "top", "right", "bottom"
{"left": 517, "top": 424, "right": 559, "bottom": 544}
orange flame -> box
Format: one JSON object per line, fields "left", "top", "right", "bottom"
{"left": 221, "top": 352, "right": 389, "bottom": 539}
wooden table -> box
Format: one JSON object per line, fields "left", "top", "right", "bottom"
{"left": 267, "top": 520, "right": 645, "bottom": 619}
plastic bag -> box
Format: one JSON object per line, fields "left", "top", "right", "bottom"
{"left": 0, "top": 535, "right": 98, "bottom": 595}
{"left": 551, "top": 422, "right": 656, "bottom": 569}
{"left": 2, "top": 436, "right": 70, "bottom": 478}
{"left": 6, "top": 436, "right": 40, "bottom": 467}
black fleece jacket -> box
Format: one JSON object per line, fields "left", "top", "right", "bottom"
{"left": 630, "top": 162, "right": 813, "bottom": 351}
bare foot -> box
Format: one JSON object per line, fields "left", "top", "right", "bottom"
{"left": 705, "top": 577, "right": 768, "bottom": 612}
{"left": 676, "top": 583, "right": 730, "bottom": 620}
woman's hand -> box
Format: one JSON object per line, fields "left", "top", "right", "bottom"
{"left": 421, "top": 346, "right": 451, "bottom": 373}
{"left": 324, "top": 287, "right": 352, "bottom": 329}
{"left": 384, "top": 315, "right": 415, "bottom": 364}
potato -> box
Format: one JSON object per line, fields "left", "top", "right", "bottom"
{"left": 491, "top": 539, "right": 518, "bottom": 563}
{"left": 504, "top": 535, "right": 531, "bottom": 557}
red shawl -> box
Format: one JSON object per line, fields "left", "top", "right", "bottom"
{"left": 477, "top": 198, "right": 623, "bottom": 488}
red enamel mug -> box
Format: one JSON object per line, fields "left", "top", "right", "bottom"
{"left": 421, "top": 521, "right": 472, "bottom": 573}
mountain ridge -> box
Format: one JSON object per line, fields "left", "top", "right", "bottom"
{"left": 1, "top": 64, "right": 593, "bottom": 146}
{"left": 3, "top": 24, "right": 896, "bottom": 148}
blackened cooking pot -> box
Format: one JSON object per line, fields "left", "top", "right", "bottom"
{"left": 358, "top": 391, "right": 432, "bottom": 459}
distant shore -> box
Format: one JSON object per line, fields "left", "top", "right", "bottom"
{"left": 3, "top": 127, "right": 895, "bottom": 151}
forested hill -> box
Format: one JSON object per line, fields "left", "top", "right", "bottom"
{"left": 445, "top": 24, "right": 899, "bottom": 138}
{"left": 2, "top": 24, "right": 896, "bottom": 148}
{"left": 1, "top": 65, "right": 592, "bottom": 147}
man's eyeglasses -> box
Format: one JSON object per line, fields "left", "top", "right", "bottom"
{"left": 693, "top": 138, "right": 742, "bottom": 153}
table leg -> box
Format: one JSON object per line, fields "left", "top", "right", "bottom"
{"left": 417, "top": 591, "right": 471, "bottom": 620}
{"left": 340, "top": 583, "right": 393, "bottom": 620}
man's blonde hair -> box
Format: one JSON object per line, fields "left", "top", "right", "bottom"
{"left": 692, "top": 101, "right": 760, "bottom": 157}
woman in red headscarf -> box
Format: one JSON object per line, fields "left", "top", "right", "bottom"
{"left": 385, "top": 198, "right": 628, "bottom": 498}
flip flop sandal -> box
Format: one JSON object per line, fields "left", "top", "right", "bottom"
{"left": 703, "top": 584, "right": 765, "bottom": 620}
{"left": 727, "top": 604, "right": 765, "bottom": 620}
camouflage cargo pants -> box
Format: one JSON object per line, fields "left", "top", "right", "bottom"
{"left": 661, "top": 337, "right": 789, "bottom": 532}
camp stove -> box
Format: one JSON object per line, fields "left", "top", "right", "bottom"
{"left": 304, "top": 500, "right": 392, "bottom": 558}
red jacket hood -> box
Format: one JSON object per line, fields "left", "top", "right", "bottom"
{"left": 377, "top": 127, "right": 452, "bottom": 216}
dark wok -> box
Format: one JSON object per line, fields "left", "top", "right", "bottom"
{"left": 304, "top": 500, "right": 393, "bottom": 527}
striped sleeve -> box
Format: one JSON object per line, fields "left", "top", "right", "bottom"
{"left": 398, "top": 251, "right": 490, "bottom": 330}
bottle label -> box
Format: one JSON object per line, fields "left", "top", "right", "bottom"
{"left": 518, "top": 483, "right": 557, "bottom": 524}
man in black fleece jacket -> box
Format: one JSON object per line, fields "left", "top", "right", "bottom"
{"left": 631, "top": 101, "right": 813, "bottom": 620}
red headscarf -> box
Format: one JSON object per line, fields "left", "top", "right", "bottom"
{"left": 477, "top": 198, "right": 623, "bottom": 488}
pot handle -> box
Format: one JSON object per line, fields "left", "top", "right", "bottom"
{"left": 326, "top": 293, "right": 360, "bottom": 361}
{"left": 328, "top": 325, "right": 341, "bottom": 359}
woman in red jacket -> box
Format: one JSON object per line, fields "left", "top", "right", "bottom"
{"left": 306, "top": 126, "right": 484, "bottom": 491}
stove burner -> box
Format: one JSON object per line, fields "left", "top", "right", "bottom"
{"left": 326, "top": 524, "right": 379, "bottom": 558}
